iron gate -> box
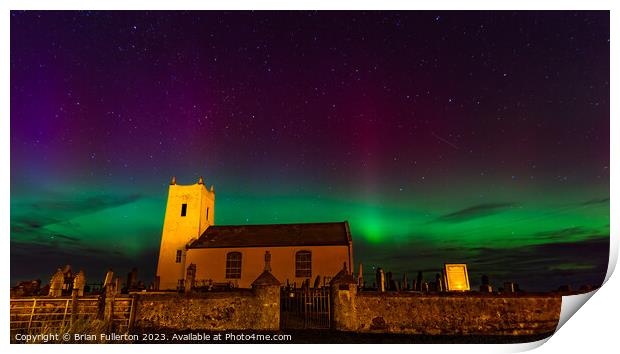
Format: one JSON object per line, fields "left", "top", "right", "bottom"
{"left": 280, "top": 287, "right": 331, "bottom": 329}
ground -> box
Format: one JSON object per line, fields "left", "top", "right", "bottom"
{"left": 128, "top": 328, "right": 554, "bottom": 344}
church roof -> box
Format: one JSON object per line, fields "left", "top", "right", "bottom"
{"left": 188, "top": 221, "right": 351, "bottom": 249}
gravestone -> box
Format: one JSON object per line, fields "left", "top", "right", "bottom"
{"left": 435, "top": 273, "right": 443, "bottom": 292}
{"left": 402, "top": 272, "right": 409, "bottom": 290}
{"left": 49, "top": 268, "right": 65, "bottom": 297}
{"left": 358, "top": 263, "right": 364, "bottom": 288}
{"left": 126, "top": 267, "right": 138, "bottom": 290}
{"left": 416, "top": 271, "right": 424, "bottom": 291}
{"left": 73, "top": 270, "right": 86, "bottom": 296}
{"left": 480, "top": 274, "right": 493, "bottom": 293}
{"left": 503, "top": 282, "right": 515, "bottom": 293}
{"left": 313, "top": 275, "right": 321, "bottom": 288}
{"left": 376, "top": 268, "right": 385, "bottom": 292}
{"left": 61, "top": 265, "right": 73, "bottom": 292}
{"left": 386, "top": 272, "right": 393, "bottom": 291}
{"left": 422, "top": 282, "right": 429, "bottom": 293}
{"left": 185, "top": 264, "right": 196, "bottom": 293}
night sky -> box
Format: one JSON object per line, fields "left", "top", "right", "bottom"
{"left": 10, "top": 11, "right": 609, "bottom": 291}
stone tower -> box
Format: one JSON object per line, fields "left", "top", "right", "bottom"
{"left": 156, "top": 176, "right": 215, "bottom": 290}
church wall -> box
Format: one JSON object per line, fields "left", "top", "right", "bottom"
{"left": 340, "top": 291, "right": 561, "bottom": 336}
{"left": 185, "top": 245, "right": 351, "bottom": 288}
{"left": 132, "top": 289, "right": 279, "bottom": 331}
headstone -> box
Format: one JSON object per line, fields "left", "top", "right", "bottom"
{"left": 61, "top": 265, "right": 73, "bottom": 293}
{"left": 422, "top": 281, "right": 429, "bottom": 293}
{"left": 185, "top": 264, "right": 196, "bottom": 293}
{"left": 376, "top": 268, "right": 385, "bottom": 292}
{"left": 435, "top": 273, "right": 443, "bottom": 292}
{"left": 386, "top": 272, "right": 393, "bottom": 291}
{"left": 503, "top": 282, "right": 515, "bottom": 293}
{"left": 416, "top": 271, "right": 424, "bottom": 291}
{"left": 73, "top": 270, "right": 86, "bottom": 296}
{"left": 480, "top": 284, "right": 493, "bottom": 293}
{"left": 313, "top": 275, "right": 321, "bottom": 288}
{"left": 444, "top": 264, "right": 471, "bottom": 291}
{"left": 358, "top": 263, "right": 364, "bottom": 288}
{"left": 402, "top": 272, "right": 409, "bottom": 290}
{"left": 126, "top": 267, "right": 138, "bottom": 290}
{"left": 48, "top": 268, "right": 64, "bottom": 297}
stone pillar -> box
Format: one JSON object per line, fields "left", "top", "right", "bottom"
{"left": 330, "top": 263, "right": 358, "bottom": 332}
{"left": 251, "top": 251, "right": 281, "bottom": 330}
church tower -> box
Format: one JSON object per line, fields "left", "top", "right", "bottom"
{"left": 156, "top": 176, "right": 215, "bottom": 290}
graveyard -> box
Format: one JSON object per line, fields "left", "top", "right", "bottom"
{"left": 9, "top": 255, "right": 570, "bottom": 343}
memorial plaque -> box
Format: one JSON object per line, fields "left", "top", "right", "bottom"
{"left": 444, "top": 263, "right": 470, "bottom": 291}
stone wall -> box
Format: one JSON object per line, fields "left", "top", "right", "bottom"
{"left": 337, "top": 291, "right": 561, "bottom": 336}
{"left": 132, "top": 287, "right": 279, "bottom": 331}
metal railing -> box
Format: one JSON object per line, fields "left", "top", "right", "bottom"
{"left": 10, "top": 296, "right": 134, "bottom": 334}
{"left": 280, "top": 287, "right": 331, "bottom": 329}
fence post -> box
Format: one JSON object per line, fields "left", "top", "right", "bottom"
{"left": 127, "top": 296, "right": 136, "bottom": 330}
{"left": 27, "top": 299, "right": 37, "bottom": 330}
{"left": 62, "top": 299, "right": 70, "bottom": 329}
{"left": 70, "top": 289, "right": 79, "bottom": 327}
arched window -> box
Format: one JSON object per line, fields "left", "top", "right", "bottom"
{"left": 225, "top": 252, "right": 242, "bottom": 279}
{"left": 295, "top": 251, "right": 312, "bottom": 278}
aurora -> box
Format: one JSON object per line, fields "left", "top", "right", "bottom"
{"left": 10, "top": 11, "right": 609, "bottom": 291}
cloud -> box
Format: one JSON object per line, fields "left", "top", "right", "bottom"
{"left": 10, "top": 192, "right": 145, "bottom": 259}
{"left": 435, "top": 203, "right": 514, "bottom": 223}
{"left": 580, "top": 197, "right": 609, "bottom": 206}
{"left": 532, "top": 227, "right": 588, "bottom": 241}
{"left": 11, "top": 193, "right": 141, "bottom": 234}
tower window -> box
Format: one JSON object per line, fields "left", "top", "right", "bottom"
{"left": 175, "top": 250, "right": 182, "bottom": 263}
{"left": 225, "top": 252, "right": 242, "bottom": 279}
{"left": 181, "top": 203, "right": 187, "bottom": 216}
{"left": 206, "top": 207, "right": 209, "bottom": 221}
{"left": 295, "top": 251, "right": 312, "bottom": 278}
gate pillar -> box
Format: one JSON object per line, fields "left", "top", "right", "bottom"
{"left": 251, "top": 251, "right": 281, "bottom": 330}
{"left": 330, "top": 263, "right": 358, "bottom": 331}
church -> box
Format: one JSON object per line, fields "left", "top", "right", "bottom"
{"left": 155, "top": 177, "right": 354, "bottom": 290}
